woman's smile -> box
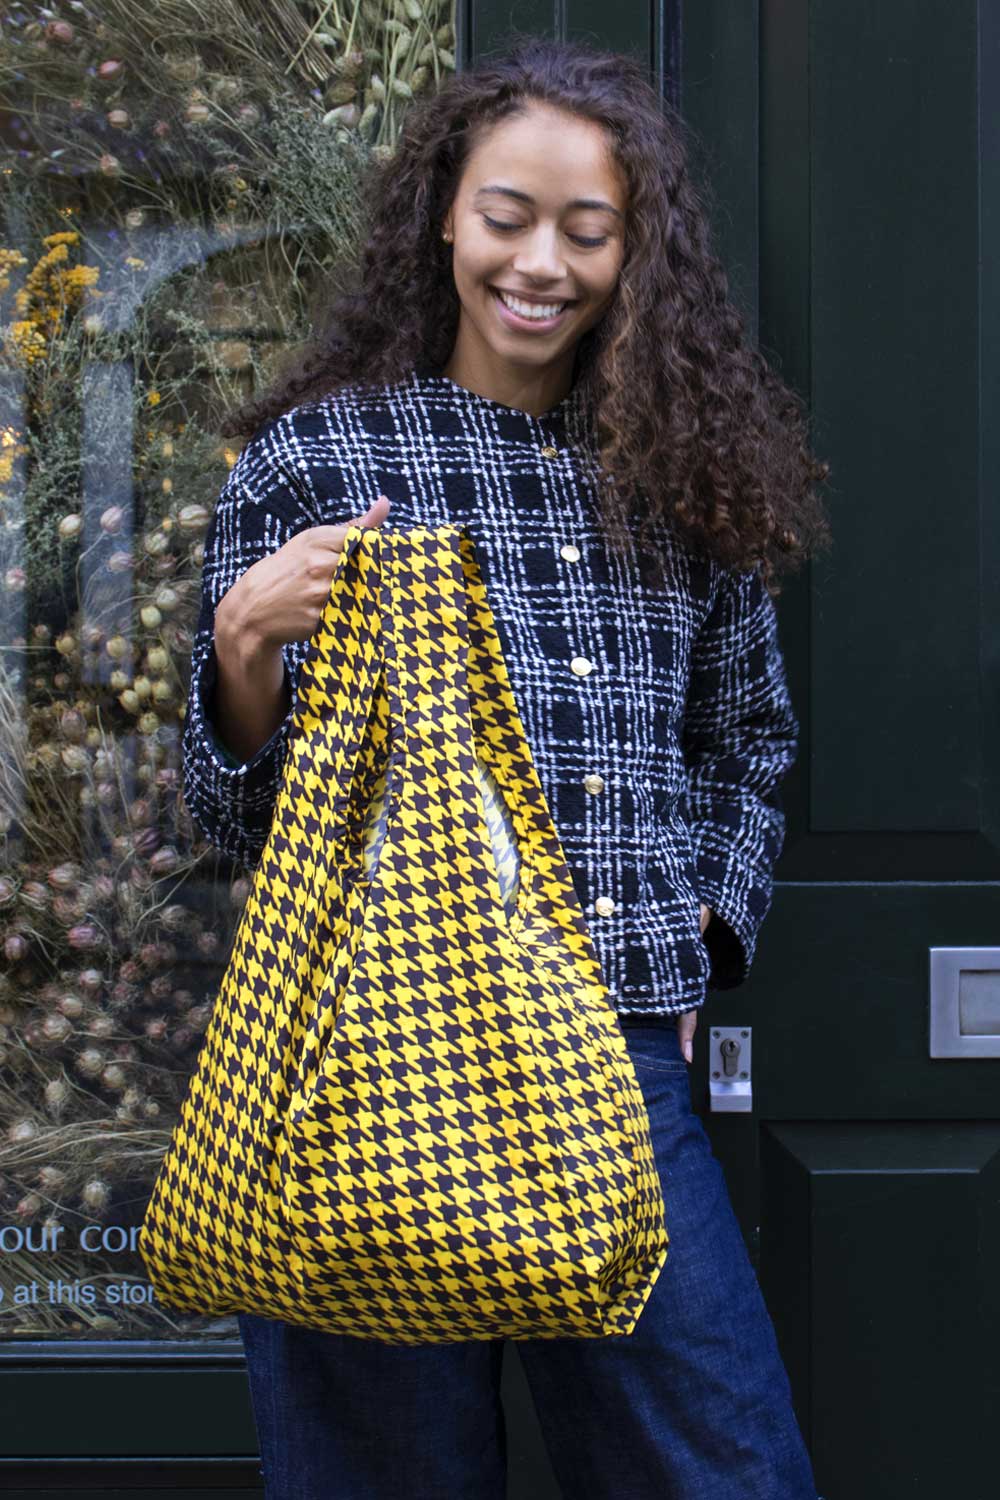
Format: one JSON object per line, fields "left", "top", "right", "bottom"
{"left": 489, "top": 285, "right": 576, "bottom": 332}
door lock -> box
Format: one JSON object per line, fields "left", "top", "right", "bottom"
{"left": 708, "top": 1026, "right": 753, "bottom": 1113}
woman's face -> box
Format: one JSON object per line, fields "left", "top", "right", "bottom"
{"left": 441, "top": 102, "right": 628, "bottom": 411}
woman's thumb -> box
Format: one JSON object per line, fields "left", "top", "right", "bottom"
{"left": 362, "top": 493, "right": 391, "bottom": 524}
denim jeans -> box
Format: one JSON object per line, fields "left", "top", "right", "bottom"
{"left": 238, "top": 1019, "right": 819, "bottom": 1499}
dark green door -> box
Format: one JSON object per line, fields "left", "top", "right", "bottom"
{"left": 683, "top": 5, "right": 1000, "bottom": 1500}
{"left": 479, "top": 3, "right": 1000, "bottom": 1498}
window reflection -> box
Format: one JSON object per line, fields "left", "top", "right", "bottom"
{"left": 0, "top": 0, "right": 457, "bottom": 1340}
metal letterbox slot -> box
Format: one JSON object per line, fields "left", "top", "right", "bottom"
{"left": 929, "top": 948, "right": 1000, "bottom": 1058}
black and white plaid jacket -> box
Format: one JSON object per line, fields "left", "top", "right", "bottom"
{"left": 182, "top": 366, "right": 798, "bottom": 1019}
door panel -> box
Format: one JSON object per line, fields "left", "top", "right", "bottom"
{"left": 717, "top": 4, "right": 1000, "bottom": 1496}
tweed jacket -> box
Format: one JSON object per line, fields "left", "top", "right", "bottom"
{"left": 182, "top": 366, "right": 799, "bottom": 1019}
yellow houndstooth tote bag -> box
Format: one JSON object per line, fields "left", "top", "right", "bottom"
{"left": 140, "top": 522, "right": 669, "bottom": 1343}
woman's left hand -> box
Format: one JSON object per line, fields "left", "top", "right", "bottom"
{"left": 676, "top": 902, "right": 712, "bottom": 1064}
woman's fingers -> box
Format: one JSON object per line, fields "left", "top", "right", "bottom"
{"left": 676, "top": 1008, "right": 698, "bottom": 1064}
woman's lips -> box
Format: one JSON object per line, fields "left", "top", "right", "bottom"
{"left": 489, "top": 287, "right": 573, "bottom": 332}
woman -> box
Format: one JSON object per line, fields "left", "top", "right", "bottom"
{"left": 184, "top": 36, "right": 830, "bottom": 1500}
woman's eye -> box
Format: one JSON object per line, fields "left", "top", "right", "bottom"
{"left": 481, "top": 214, "right": 607, "bottom": 249}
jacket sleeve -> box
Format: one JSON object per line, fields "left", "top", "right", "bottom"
{"left": 181, "top": 427, "right": 317, "bottom": 869}
{"left": 678, "top": 560, "right": 799, "bottom": 989}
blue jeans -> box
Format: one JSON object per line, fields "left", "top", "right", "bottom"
{"left": 238, "top": 1020, "right": 818, "bottom": 1499}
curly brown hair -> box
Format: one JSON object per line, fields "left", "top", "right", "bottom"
{"left": 222, "top": 34, "right": 832, "bottom": 594}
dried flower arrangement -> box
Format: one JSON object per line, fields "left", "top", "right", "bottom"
{"left": 0, "top": 0, "right": 455, "bottom": 1340}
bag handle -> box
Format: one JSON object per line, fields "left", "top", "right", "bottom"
{"left": 283, "top": 523, "right": 384, "bottom": 853}
{"left": 267, "top": 524, "right": 385, "bottom": 1019}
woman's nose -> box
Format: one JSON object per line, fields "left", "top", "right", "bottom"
{"left": 510, "top": 227, "right": 568, "bottom": 279}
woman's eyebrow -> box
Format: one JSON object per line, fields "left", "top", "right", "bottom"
{"left": 473, "top": 183, "right": 622, "bottom": 218}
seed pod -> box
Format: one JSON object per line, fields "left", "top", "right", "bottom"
{"left": 67, "top": 925, "right": 101, "bottom": 951}
{"left": 324, "top": 77, "right": 358, "bottom": 107}
{"left": 105, "top": 634, "right": 130, "bottom": 661}
{"left": 177, "top": 503, "right": 209, "bottom": 534}
{"left": 144, "top": 529, "right": 170, "bottom": 557}
{"left": 4, "top": 933, "right": 28, "bottom": 963}
{"left": 44, "top": 1078, "right": 70, "bottom": 1115}
{"left": 75, "top": 1047, "right": 105, "bottom": 1078}
{"left": 153, "top": 584, "right": 181, "bottom": 612}
{"left": 324, "top": 104, "right": 360, "bottom": 129}
{"left": 61, "top": 746, "right": 89, "bottom": 776}
{"left": 149, "top": 846, "right": 179, "bottom": 876}
{"left": 42, "top": 1013, "right": 73, "bottom": 1044}
{"left": 81, "top": 1178, "right": 111, "bottom": 1212}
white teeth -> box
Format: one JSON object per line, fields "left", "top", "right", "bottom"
{"left": 497, "top": 291, "right": 567, "bottom": 320}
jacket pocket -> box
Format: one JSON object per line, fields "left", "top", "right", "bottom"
{"left": 637, "top": 814, "right": 711, "bottom": 988}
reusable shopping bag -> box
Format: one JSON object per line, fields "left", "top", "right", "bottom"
{"left": 140, "top": 523, "right": 669, "bottom": 1344}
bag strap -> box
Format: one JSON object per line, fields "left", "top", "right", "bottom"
{"left": 376, "top": 523, "right": 482, "bottom": 838}
{"left": 283, "top": 522, "right": 384, "bottom": 854}
{"left": 266, "top": 524, "right": 384, "bottom": 1010}
{"left": 456, "top": 525, "right": 607, "bottom": 974}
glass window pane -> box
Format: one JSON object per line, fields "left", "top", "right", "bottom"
{"left": 0, "top": 0, "right": 457, "bottom": 1342}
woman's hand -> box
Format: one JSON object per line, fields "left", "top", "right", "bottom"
{"left": 218, "top": 494, "right": 392, "bottom": 652}
{"left": 211, "top": 496, "right": 391, "bottom": 763}
{"left": 676, "top": 902, "right": 713, "bottom": 1064}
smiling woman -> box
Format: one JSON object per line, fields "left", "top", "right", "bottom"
{"left": 187, "top": 30, "right": 832, "bottom": 1500}
{"left": 439, "top": 106, "right": 628, "bottom": 414}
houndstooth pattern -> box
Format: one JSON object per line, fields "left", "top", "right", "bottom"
{"left": 181, "top": 366, "right": 799, "bottom": 1016}
{"left": 141, "top": 524, "right": 669, "bottom": 1342}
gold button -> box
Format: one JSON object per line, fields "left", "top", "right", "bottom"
{"left": 560, "top": 543, "right": 581, "bottom": 562}
{"left": 594, "top": 896, "right": 616, "bottom": 917}
{"left": 540, "top": 445, "right": 558, "bottom": 458}
{"left": 583, "top": 773, "right": 605, "bottom": 794}
{"left": 569, "top": 656, "right": 594, "bottom": 676}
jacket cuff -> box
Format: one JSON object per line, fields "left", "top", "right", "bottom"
{"left": 691, "top": 828, "right": 773, "bottom": 989}
{"left": 191, "top": 639, "right": 290, "bottom": 775}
